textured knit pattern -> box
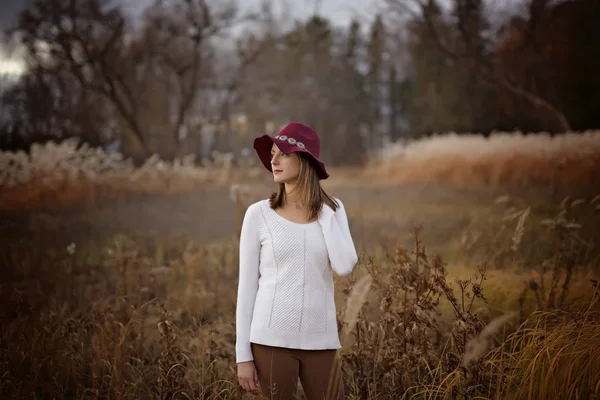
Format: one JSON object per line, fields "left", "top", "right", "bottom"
{"left": 235, "top": 198, "right": 358, "bottom": 363}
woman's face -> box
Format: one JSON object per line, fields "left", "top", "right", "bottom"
{"left": 270, "top": 142, "right": 300, "bottom": 184}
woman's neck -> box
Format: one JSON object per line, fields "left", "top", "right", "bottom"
{"left": 284, "top": 183, "right": 302, "bottom": 207}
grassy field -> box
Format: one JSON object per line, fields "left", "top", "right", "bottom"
{"left": 1, "top": 134, "right": 599, "bottom": 399}
{"left": 1, "top": 177, "right": 599, "bottom": 399}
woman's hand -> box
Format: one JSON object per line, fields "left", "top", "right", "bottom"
{"left": 237, "top": 361, "right": 260, "bottom": 395}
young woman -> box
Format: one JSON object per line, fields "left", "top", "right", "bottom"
{"left": 235, "top": 122, "right": 358, "bottom": 399}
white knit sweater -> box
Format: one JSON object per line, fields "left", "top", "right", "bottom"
{"left": 235, "top": 198, "right": 358, "bottom": 363}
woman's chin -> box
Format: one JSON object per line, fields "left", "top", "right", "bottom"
{"left": 273, "top": 174, "right": 294, "bottom": 184}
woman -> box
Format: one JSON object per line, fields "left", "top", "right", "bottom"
{"left": 235, "top": 122, "right": 358, "bottom": 399}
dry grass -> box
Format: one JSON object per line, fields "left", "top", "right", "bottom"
{"left": 485, "top": 300, "right": 600, "bottom": 400}
{"left": 1, "top": 185, "right": 599, "bottom": 399}
{"left": 337, "top": 234, "right": 598, "bottom": 399}
{"left": 0, "top": 139, "right": 260, "bottom": 213}
{"left": 0, "top": 169, "right": 232, "bottom": 213}
{"left": 0, "top": 233, "right": 242, "bottom": 398}
{"left": 366, "top": 131, "right": 600, "bottom": 190}
{"left": 3, "top": 131, "right": 600, "bottom": 214}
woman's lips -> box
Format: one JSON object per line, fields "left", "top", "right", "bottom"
{"left": 273, "top": 169, "right": 282, "bottom": 174}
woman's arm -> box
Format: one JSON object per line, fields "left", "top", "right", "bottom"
{"left": 318, "top": 198, "right": 359, "bottom": 276}
{"left": 235, "top": 203, "right": 261, "bottom": 363}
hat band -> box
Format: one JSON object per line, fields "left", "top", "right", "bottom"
{"left": 274, "top": 135, "right": 306, "bottom": 150}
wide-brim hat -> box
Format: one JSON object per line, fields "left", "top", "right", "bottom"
{"left": 253, "top": 122, "right": 329, "bottom": 180}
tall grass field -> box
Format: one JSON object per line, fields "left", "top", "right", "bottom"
{"left": 1, "top": 131, "right": 599, "bottom": 399}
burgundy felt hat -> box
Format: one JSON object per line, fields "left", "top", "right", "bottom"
{"left": 253, "top": 122, "right": 329, "bottom": 180}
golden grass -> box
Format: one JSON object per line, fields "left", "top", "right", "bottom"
{"left": 1, "top": 229, "right": 598, "bottom": 399}
{"left": 411, "top": 304, "right": 600, "bottom": 399}
{"left": 365, "top": 141, "right": 600, "bottom": 189}
{"left": 489, "top": 300, "right": 600, "bottom": 400}
{"left": 0, "top": 139, "right": 258, "bottom": 213}
{"left": 3, "top": 131, "right": 600, "bottom": 214}
{"left": 0, "top": 234, "right": 242, "bottom": 398}
{"left": 1, "top": 180, "right": 599, "bottom": 399}
{"left": 0, "top": 169, "right": 236, "bottom": 213}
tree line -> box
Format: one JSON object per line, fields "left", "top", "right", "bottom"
{"left": 1, "top": 0, "right": 598, "bottom": 166}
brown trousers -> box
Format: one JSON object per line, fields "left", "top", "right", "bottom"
{"left": 251, "top": 343, "right": 344, "bottom": 400}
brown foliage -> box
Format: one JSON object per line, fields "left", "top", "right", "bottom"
{"left": 0, "top": 190, "right": 598, "bottom": 399}
{"left": 340, "top": 229, "right": 490, "bottom": 399}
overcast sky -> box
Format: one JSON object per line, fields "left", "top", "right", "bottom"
{"left": 0, "top": 0, "right": 380, "bottom": 76}
{"left": 0, "top": 0, "right": 379, "bottom": 29}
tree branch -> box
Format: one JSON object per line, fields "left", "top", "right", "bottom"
{"left": 386, "top": 0, "right": 571, "bottom": 131}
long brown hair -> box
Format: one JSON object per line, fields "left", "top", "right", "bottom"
{"left": 269, "top": 152, "right": 338, "bottom": 220}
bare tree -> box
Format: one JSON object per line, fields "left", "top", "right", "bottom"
{"left": 15, "top": 0, "right": 150, "bottom": 155}
{"left": 1, "top": 27, "right": 110, "bottom": 148}
{"left": 384, "top": 0, "right": 571, "bottom": 131}
{"left": 141, "top": 1, "right": 238, "bottom": 146}
{"left": 12, "top": 0, "right": 267, "bottom": 159}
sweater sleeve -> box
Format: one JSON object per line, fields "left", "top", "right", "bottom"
{"left": 318, "top": 198, "right": 359, "bottom": 277}
{"left": 235, "top": 203, "right": 261, "bottom": 363}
